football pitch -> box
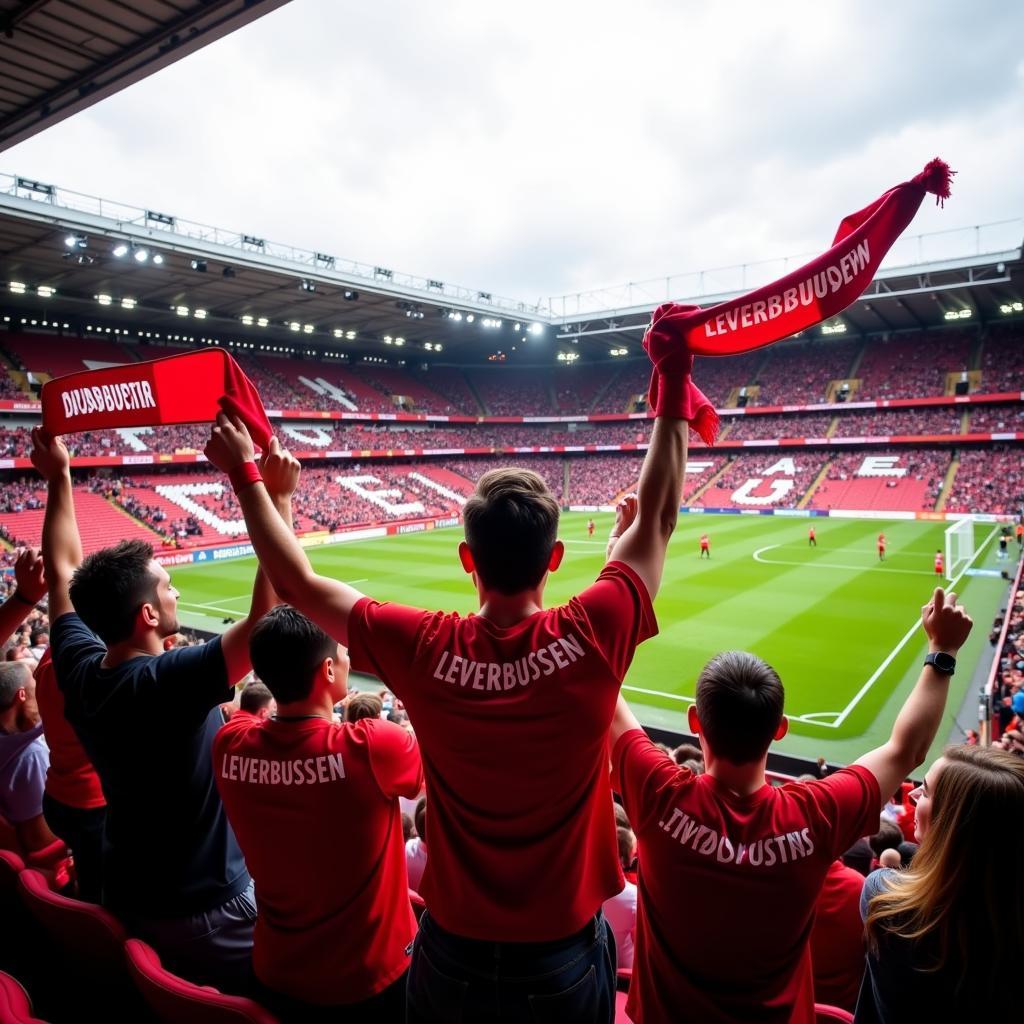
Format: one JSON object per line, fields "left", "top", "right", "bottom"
{"left": 172, "top": 513, "right": 1010, "bottom": 765}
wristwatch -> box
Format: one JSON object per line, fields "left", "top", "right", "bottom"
{"left": 924, "top": 651, "right": 956, "bottom": 675}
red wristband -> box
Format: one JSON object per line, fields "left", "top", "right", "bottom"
{"left": 228, "top": 461, "right": 262, "bottom": 494}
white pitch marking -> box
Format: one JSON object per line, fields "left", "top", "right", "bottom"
{"left": 752, "top": 545, "right": 934, "bottom": 576}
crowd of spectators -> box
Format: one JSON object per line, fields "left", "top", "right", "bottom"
{"left": 725, "top": 413, "right": 833, "bottom": 441}
{"left": 755, "top": 338, "right": 859, "bottom": 405}
{"left": 830, "top": 407, "right": 963, "bottom": 438}
{"left": 991, "top": 574, "right": 1024, "bottom": 746}
{"left": 968, "top": 403, "right": 1024, "bottom": 433}
{"left": 465, "top": 368, "right": 555, "bottom": 416}
{"left": 978, "top": 325, "right": 1024, "bottom": 393}
{"left": 945, "top": 445, "right": 1024, "bottom": 515}
{"left": 855, "top": 329, "right": 973, "bottom": 401}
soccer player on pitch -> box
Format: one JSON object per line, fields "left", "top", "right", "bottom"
{"left": 588, "top": 517, "right": 595, "bottom": 537}
{"left": 808, "top": 526, "right": 816, "bottom": 547}
{"left": 699, "top": 533, "right": 710, "bottom": 559}
{"left": 878, "top": 532, "right": 886, "bottom": 561}
{"left": 203, "top": 334, "right": 698, "bottom": 1021}
{"left": 934, "top": 549, "right": 944, "bottom": 576}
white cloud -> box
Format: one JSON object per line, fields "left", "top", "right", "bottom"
{"left": 5, "top": 0, "right": 1022, "bottom": 305}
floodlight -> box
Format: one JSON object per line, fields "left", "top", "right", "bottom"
{"left": 112, "top": 243, "right": 129, "bottom": 258}
{"left": 190, "top": 259, "right": 208, "bottom": 272}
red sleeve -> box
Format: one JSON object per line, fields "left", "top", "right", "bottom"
{"left": 801, "top": 766, "right": 881, "bottom": 861}
{"left": 611, "top": 728, "right": 686, "bottom": 831}
{"left": 363, "top": 719, "right": 424, "bottom": 800}
{"left": 346, "top": 597, "right": 437, "bottom": 698}
{"left": 573, "top": 562, "right": 658, "bottom": 680}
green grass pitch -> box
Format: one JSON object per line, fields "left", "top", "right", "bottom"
{"left": 171, "top": 513, "right": 1009, "bottom": 766}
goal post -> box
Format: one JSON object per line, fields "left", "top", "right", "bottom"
{"left": 944, "top": 517, "right": 975, "bottom": 581}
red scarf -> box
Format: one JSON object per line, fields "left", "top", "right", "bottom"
{"left": 645, "top": 158, "right": 953, "bottom": 443}
{"left": 40, "top": 348, "right": 273, "bottom": 449}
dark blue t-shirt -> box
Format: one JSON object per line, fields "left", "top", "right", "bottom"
{"left": 51, "top": 613, "right": 249, "bottom": 917}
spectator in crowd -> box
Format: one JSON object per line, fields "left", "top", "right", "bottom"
{"left": 31, "top": 427, "right": 294, "bottom": 992}
{"left": 603, "top": 826, "right": 638, "bottom": 971}
{"left": 345, "top": 691, "right": 383, "bottom": 723}
{"left": 608, "top": 585, "right": 973, "bottom": 1023}
{"left": 215, "top": 605, "right": 422, "bottom": 1021}
{"left": 0, "top": 660, "right": 57, "bottom": 859}
{"left": 237, "top": 680, "right": 276, "bottom": 721}
{"left": 36, "top": 648, "right": 108, "bottom": 903}
{"left": 868, "top": 819, "right": 904, "bottom": 868}
{"left": 406, "top": 795, "right": 428, "bottom": 894}
{"left": 858, "top": 745, "right": 1023, "bottom": 1018}
{"left": 203, "top": 357, "right": 688, "bottom": 1023}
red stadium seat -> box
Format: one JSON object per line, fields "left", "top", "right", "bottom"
{"left": 16, "top": 869, "right": 148, "bottom": 1018}
{"left": 615, "top": 989, "right": 630, "bottom": 1023}
{"left": 0, "top": 972, "right": 46, "bottom": 1024}
{"left": 0, "top": 851, "right": 27, "bottom": 968}
{"left": 815, "top": 1004, "right": 855, "bottom": 1023}
{"left": 125, "top": 939, "right": 279, "bottom": 1024}
{"left": 616, "top": 966, "right": 632, "bottom": 991}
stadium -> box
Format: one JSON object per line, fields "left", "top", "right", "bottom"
{"left": 0, "top": 2, "right": 1021, "bottom": 1023}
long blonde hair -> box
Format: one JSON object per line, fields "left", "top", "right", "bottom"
{"left": 865, "top": 745, "right": 1024, "bottom": 994}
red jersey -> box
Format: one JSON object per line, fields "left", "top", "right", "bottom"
{"left": 347, "top": 560, "right": 656, "bottom": 941}
{"left": 934, "top": 554, "right": 943, "bottom": 573}
{"left": 809, "top": 860, "right": 867, "bottom": 1012}
{"left": 612, "top": 731, "right": 879, "bottom": 1024}
{"left": 877, "top": 535, "right": 886, "bottom": 549}
{"left": 33, "top": 651, "right": 105, "bottom": 810}
{"left": 700, "top": 535, "right": 710, "bottom": 548}
{"left": 213, "top": 715, "right": 422, "bottom": 1005}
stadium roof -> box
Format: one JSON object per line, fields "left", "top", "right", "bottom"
{"left": 0, "top": 174, "right": 1022, "bottom": 366}
{"left": 0, "top": 0, "right": 291, "bottom": 152}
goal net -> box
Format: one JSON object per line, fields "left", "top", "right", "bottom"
{"left": 944, "top": 517, "right": 975, "bottom": 581}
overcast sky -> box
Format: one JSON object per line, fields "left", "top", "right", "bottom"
{"left": 5, "top": 0, "right": 1022, "bottom": 307}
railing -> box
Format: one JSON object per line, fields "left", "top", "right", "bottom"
{"left": 982, "top": 552, "right": 1024, "bottom": 745}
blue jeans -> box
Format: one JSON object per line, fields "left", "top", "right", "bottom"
{"left": 407, "top": 910, "right": 615, "bottom": 1024}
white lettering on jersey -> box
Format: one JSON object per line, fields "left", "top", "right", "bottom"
{"left": 220, "top": 752, "right": 346, "bottom": 785}
{"left": 431, "top": 633, "right": 586, "bottom": 692}
{"left": 657, "top": 808, "right": 815, "bottom": 867}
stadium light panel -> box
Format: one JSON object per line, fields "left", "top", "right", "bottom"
{"left": 112, "top": 243, "right": 129, "bottom": 258}
{"left": 241, "top": 314, "right": 254, "bottom": 326}
{"left": 65, "top": 233, "right": 87, "bottom": 250}
{"left": 395, "top": 337, "right": 405, "bottom": 346}
{"left": 345, "top": 330, "right": 356, "bottom": 340}
{"left": 288, "top": 322, "right": 300, "bottom": 332}
{"left": 300, "top": 279, "right": 316, "bottom": 293}
{"left": 302, "top": 324, "right": 314, "bottom": 334}
{"left": 257, "top": 317, "right": 269, "bottom": 328}
{"left": 424, "top": 342, "right": 433, "bottom": 351}
{"left": 466, "top": 314, "right": 475, "bottom": 323}
{"left": 37, "top": 285, "right": 55, "bottom": 298}
{"left": 435, "top": 344, "right": 442, "bottom": 352}
{"left": 174, "top": 305, "right": 189, "bottom": 317}
{"left": 121, "top": 298, "right": 136, "bottom": 310}
{"left": 133, "top": 247, "right": 149, "bottom": 263}
{"left": 194, "top": 309, "right": 207, "bottom": 320}
{"left": 343, "top": 289, "right": 359, "bottom": 301}
{"left": 152, "top": 253, "right": 164, "bottom": 265}
{"left": 333, "top": 328, "right": 344, "bottom": 338}
{"left": 528, "top": 322, "right": 544, "bottom": 336}
{"left": 9, "top": 282, "right": 26, "bottom": 294}
{"left": 190, "top": 259, "right": 208, "bottom": 272}
{"left": 96, "top": 293, "right": 112, "bottom": 306}
{"left": 999, "top": 301, "right": 1023, "bottom": 314}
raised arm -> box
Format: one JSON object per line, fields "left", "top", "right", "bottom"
{"left": 30, "top": 429, "right": 82, "bottom": 621}
{"left": 854, "top": 587, "right": 973, "bottom": 804}
{"left": 218, "top": 438, "right": 296, "bottom": 683}
{"left": 605, "top": 416, "right": 687, "bottom": 599}
{"left": 609, "top": 691, "right": 645, "bottom": 752}
{"left": 0, "top": 549, "right": 47, "bottom": 644}
{"left": 204, "top": 416, "right": 364, "bottom": 645}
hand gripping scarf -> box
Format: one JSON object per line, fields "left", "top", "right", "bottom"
{"left": 40, "top": 347, "right": 273, "bottom": 450}
{"left": 645, "top": 158, "right": 954, "bottom": 444}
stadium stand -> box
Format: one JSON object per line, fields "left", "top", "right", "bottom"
{"left": 968, "top": 403, "right": 1024, "bottom": 432}
{"left": 979, "top": 324, "right": 1024, "bottom": 393}
{"left": 944, "top": 445, "right": 1024, "bottom": 514}
{"left": 829, "top": 407, "right": 963, "bottom": 438}
{"left": 350, "top": 365, "right": 464, "bottom": 415}
{"left": 696, "top": 452, "right": 831, "bottom": 508}
{"left": 465, "top": 367, "right": 555, "bottom": 415}
{"left": 1, "top": 335, "right": 136, "bottom": 379}
{"left": 855, "top": 329, "right": 974, "bottom": 400}
{"left": 725, "top": 413, "right": 834, "bottom": 441}
{"left": 809, "top": 449, "right": 949, "bottom": 512}
{"left": 409, "top": 367, "right": 481, "bottom": 414}
{"left": 754, "top": 338, "right": 859, "bottom": 405}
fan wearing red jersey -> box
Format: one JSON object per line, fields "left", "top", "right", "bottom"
{"left": 203, "top": 335, "right": 694, "bottom": 1023}
{"left": 607, "top": 586, "right": 972, "bottom": 1024}
{"left": 214, "top": 606, "right": 422, "bottom": 1020}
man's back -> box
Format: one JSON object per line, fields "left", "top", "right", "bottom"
{"left": 50, "top": 613, "right": 248, "bottom": 915}
{"left": 613, "top": 731, "right": 878, "bottom": 1023}
{"left": 214, "top": 714, "right": 421, "bottom": 1005}
{"left": 347, "top": 561, "right": 656, "bottom": 941}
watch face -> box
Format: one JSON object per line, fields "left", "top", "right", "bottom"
{"left": 931, "top": 652, "right": 956, "bottom": 674}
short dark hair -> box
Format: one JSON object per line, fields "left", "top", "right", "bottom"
{"left": 0, "top": 662, "right": 31, "bottom": 708}
{"left": 673, "top": 743, "right": 703, "bottom": 766}
{"left": 69, "top": 540, "right": 157, "bottom": 645}
{"left": 617, "top": 826, "right": 636, "bottom": 870}
{"left": 868, "top": 818, "right": 903, "bottom": 857}
{"left": 239, "top": 680, "right": 275, "bottom": 714}
{"left": 462, "top": 468, "right": 560, "bottom": 595}
{"left": 249, "top": 606, "right": 336, "bottom": 705}
{"left": 695, "top": 650, "right": 785, "bottom": 765}
{"left": 414, "top": 795, "right": 427, "bottom": 842}
{"left": 345, "top": 692, "right": 383, "bottom": 723}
